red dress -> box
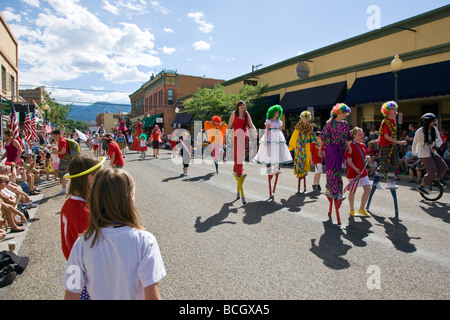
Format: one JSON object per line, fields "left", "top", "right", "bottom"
{"left": 233, "top": 115, "right": 249, "bottom": 175}
{"left": 130, "top": 121, "right": 143, "bottom": 151}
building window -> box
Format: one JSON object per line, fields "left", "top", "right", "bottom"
{"left": 168, "top": 89, "right": 174, "bottom": 105}
{"left": 1, "top": 66, "right": 6, "bottom": 92}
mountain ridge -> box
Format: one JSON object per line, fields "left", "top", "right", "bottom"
{"left": 68, "top": 101, "right": 131, "bottom": 122}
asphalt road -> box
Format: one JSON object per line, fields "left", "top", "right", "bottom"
{"left": 2, "top": 145, "right": 449, "bottom": 300}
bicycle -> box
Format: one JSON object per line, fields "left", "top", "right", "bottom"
{"left": 418, "top": 180, "right": 444, "bottom": 201}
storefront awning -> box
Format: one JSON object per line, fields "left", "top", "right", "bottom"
{"left": 345, "top": 60, "right": 450, "bottom": 105}
{"left": 280, "top": 81, "right": 347, "bottom": 113}
{"left": 142, "top": 113, "right": 163, "bottom": 127}
{"left": 171, "top": 112, "right": 194, "bottom": 126}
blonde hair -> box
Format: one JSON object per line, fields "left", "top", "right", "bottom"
{"left": 300, "top": 111, "right": 311, "bottom": 121}
{"left": 0, "top": 175, "right": 9, "bottom": 183}
{"left": 351, "top": 127, "right": 363, "bottom": 140}
{"left": 84, "top": 168, "right": 143, "bottom": 248}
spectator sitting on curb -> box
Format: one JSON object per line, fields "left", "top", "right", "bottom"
{"left": 408, "top": 158, "right": 426, "bottom": 183}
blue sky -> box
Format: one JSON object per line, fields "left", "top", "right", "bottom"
{"left": 1, "top": 0, "right": 447, "bottom": 107}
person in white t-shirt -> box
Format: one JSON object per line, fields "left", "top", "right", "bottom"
{"left": 62, "top": 168, "right": 166, "bottom": 300}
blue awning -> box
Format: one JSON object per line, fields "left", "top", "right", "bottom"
{"left": 171, "top": 112, "right": 194, "bottom": 125}
{"left": 345, "top": 60, "right": 450, "bottom": 105}
{"left": 280, "top": 81, "right": 347, "bottom": 113}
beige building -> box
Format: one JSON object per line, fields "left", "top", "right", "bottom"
{"left": 0, "top": 11, "right": 18, "bottom": 103}
{"left": 219, "top": 5, "right": 450, "bottom": 134}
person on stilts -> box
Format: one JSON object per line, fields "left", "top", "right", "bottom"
{"left": 254, "top": 105, "right": 292, "bottom": 198}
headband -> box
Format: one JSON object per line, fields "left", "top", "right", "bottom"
{"left": 63, "top": 157, "right": 105, "bottom": 179}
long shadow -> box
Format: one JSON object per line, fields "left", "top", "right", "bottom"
{"left": 241, "top": 199, "right": 285, "bottom": 225}
{"left": 161, "top": 174, "right": 185, "bottom": 183}
{"left": 279, "top": 191, "right": 319, "bottom": 213}
{"left": 418, "top": 200, "right": 450, "bottom": 223}
{"left": 183, "top": 172, "right": 215, "bottom": 183}
{"left": 371, "top": 214, "right": 419, "bottom": 253}
{"left": 343, "top": 216, "right": 374, "bottom": 247}
{"left": 195, "top": 200, "right": 238, "bottom": 233}
{"left": 310, "top": 218, "right": 352, "bottom": 270}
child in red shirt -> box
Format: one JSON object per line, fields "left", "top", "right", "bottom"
{"left": 310, "top": 134, "right": 325, "bottom": 191}
{"left": 345, "top": 127, "right": 371, "bottom": 217}
{"left": 61, "top": 155, "right": 105, "bottom": 300}
{"left": 105, "top": 134, "right": 125, "bottom": 168}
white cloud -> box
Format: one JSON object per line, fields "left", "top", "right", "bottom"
{"left": 162, "top": 46, "right": 176, "bottom": 55}
{"left": 21, "top": 0, "right": 40, "bottom": 7}
{"left": 193, "top": 40, "right": 210, "bottom": 51}
{"left": 164, "top": 27, "right": 175, "bottom": 33}
{"left": 102, "top": 0, "right": 119, "bottom": 15}
{"left": 150, "top": 1, "right": 169, "bottom": 15}
{"left": 187, "top": 12, "right": 214, "bottom": 34}
{"left": 2, "top": 7, "right": 22, "bottom": 22}
{"left": 9, "top": 0, "right": 160, "bottom": 87}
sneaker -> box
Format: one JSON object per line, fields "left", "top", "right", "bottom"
{"left": 349, "top": 210, "right": 358, "bottom": 216}
{"left": 417, "top": 185, "right": 429, "bottom": 194}
{"left": 386, "top": 181, "right": 398, "bottom": 189}
{"left": 358, "top": 209, "right": 371, "bottom": 217}
{"left": 26, "top": 202, "right": 38, "bottom": 209}
{"left": 372, "top": 182, "right": 384, "bottom": 190}
{"left": 324, "top": 190, "right": 333, "bottom": 198}
{"left": 56, "top": 190, "right": 67, "bottom": 196}
{"left": 335, "top": 193, "right": 346, "bottom": 201}
{"left": 435, "top": 180, "right": 446, "bottom": 189}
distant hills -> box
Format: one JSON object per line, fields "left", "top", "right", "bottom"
{"left": 68, "top": 101, "right": 131, "bottom": 122}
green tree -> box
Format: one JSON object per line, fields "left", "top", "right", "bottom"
{"left": 184, "top": 83, "right": 267, "bottom": 123}
{"left": 39, "top": 92, "right": 73, "bottom": 130}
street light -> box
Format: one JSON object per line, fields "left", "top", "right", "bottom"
{"left": 391, "top": 54, "right": 403, "bottom": 103}
{"left": 391, "top": 54, "right": 403, "bottom": 133}
{"left": 175, "top": 107, "right": 179, "bottom": 131}
{"left": 43, "top": 103, "right": 49, "bottom": 124}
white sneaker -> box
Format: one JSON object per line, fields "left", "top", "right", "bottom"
{"left": 372, "top": 182, "right": 384, "bottom": 190}
{"left": 386, "top": 181, "right": 398, "bottom": 189}
{"left": 56, "top": 190, "right": 67, "bottom": 196}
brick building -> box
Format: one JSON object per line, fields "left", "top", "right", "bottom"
{"left": 129, "top": 69, "right": 224, "bottom": 133}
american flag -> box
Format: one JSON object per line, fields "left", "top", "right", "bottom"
{"left": 344, "top": 171, "right": 363, "bottom": 194}
{"left": 7, "top": 100, "right": 20, "bottom": 140}
{"left": 31, "top": 109, "right": 38, "bottom": 142}
{"left": 23, "top": 105, "right": 33, "bottom": 143}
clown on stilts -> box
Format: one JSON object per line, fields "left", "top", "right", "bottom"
{"left": 319, "top": 103, "right": 352, "bottom": 225}
{"left": 254, "top": 105, "right": 293, "bottom": 198}
{"left": 227, "top": 100, "right": 257, "bottom": 204}
{"left": 204, "top": 116, "right": 227, "bottom": 174}
{"left": 366, "top": 101, "right": 406, "bottom": 217}
{"left": 289, "top": 110, "right": 317, "bottom": 193}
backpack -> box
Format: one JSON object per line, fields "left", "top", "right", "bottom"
{"left": 62, "top": 138, "right": 81, "bottom": 160}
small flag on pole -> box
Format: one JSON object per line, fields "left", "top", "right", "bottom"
{"left": 7, "top": 100, "right": 20, "bottom": 140}
{"left": 344, "top": 171, "right": 363, "bottom": 194}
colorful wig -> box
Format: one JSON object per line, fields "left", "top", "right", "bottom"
{"left": 139, "top": 133, "right": 147, "bottom": 140}
{"left": 212, "top": 115, "right": 222, "bottom": 123}
{"left": 300, "top": 111, "right": 312, "bottom": 121}
{"left": 330, "top": 103, "right": 351, "bottom": 117}
{"left": 266, "top": 105, "right": 283, "bottom": 119}
{"left": 381, "top": 101, "right": 398, "bottom": 117}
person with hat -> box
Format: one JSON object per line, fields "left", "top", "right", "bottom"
{"left": 377, "top": 101, "right": 407, "bottom": 189}
{"left": 412, "top": 113, "right": 448, "bottom": 194}
{"left": 204, "top": 115, "right": 227, "bottom": 174}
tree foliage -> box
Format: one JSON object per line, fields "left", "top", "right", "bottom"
{"left": 183, "top": 83, "right": 267, "bottom": 123}
{"left": 39, "top": 92, "right": 73, "bottom": 131}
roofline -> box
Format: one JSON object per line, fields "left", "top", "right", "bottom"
{"left": 222, "top": 4, "right": 450, "bottom": 86}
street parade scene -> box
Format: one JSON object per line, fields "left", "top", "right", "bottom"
{"left": 0, "top": 0, "right": 449, "bottom": 309}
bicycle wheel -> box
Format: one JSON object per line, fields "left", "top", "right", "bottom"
{"left": 419, "top": 180, "right": 443, "bottom": 201}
